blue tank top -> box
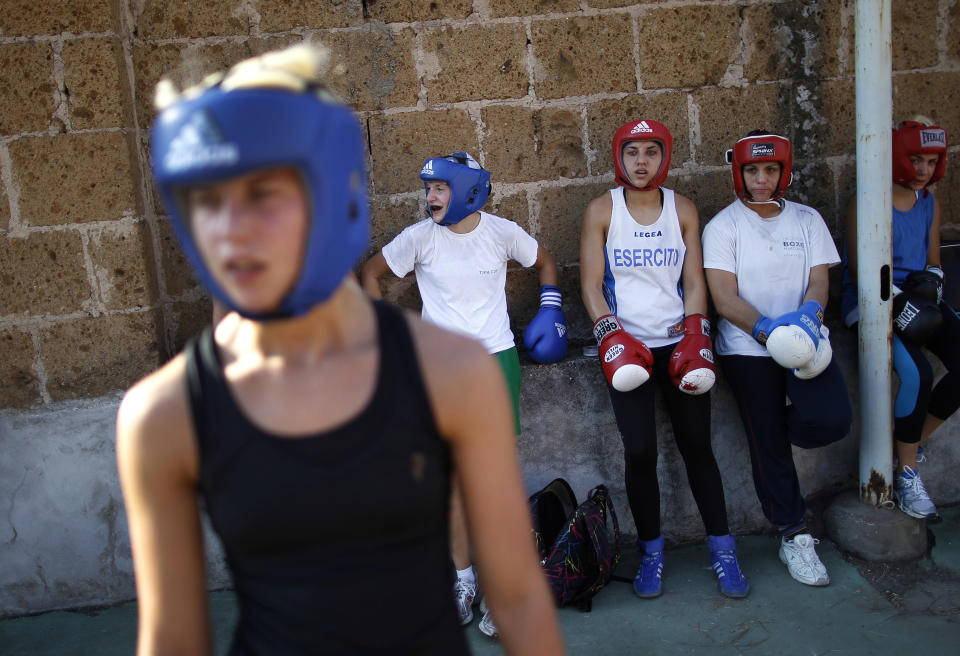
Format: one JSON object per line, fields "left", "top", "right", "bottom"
{"left": 185, "top": 302, "right": 468, "bottom": 655}
{"left": 840, "top": 191, "right": 934, "bottom": 322}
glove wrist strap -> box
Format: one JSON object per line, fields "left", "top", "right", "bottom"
{"left": 593, "top": 314, "right": 622, "bottom": 344}
{"left": 539, "top": 285, "right": 562, "bottom": 309}
{"left": 752, "top": 316, "right": 769, "bottom": 345}
{"left": 683, "top": 313, "right": 710, "bottom": 337}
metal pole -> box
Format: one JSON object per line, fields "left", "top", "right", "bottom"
{"left": 854, "top": 0, "right": 894, "bottom": 505}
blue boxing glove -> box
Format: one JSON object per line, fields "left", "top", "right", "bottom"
{"left": 752, "top": 300, "right": 824, "bottom": 347}
{"left": 523, "top": 285, "right": 568, "bottom": 363}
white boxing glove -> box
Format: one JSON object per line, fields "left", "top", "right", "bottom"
{"left": 794, "top": 325, "right": 832, "bottom": 380}
{"left": 765, "top": 324, "right": 816, "bottom": 369}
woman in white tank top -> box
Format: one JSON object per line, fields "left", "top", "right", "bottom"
{"left": 580, "top": 119, "right": 750, "bottom": 601}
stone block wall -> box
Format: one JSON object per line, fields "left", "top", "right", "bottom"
{"left": 0, "top": 0, "right": 958, "bottom": 410}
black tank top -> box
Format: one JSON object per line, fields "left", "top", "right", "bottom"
{"left": 185, "top": 302, "right": 469, "bottom": 655}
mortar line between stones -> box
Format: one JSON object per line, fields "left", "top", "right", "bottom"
{"left": 29, "top": 330, "right": 52, "bottom": 404}
{"left": 117, "top": 0, "right": 177, "bottom": 356}
{"left": 50, "top": 38, "right": 72, "bottom": 133}
{"left": 0, "top": 142, "right": 24, "bottom": 236}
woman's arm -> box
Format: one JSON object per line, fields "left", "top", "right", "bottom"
{"left": 926, "top": 196, "right": 942, "bottom": 268}
{"left": 704, "top": 269, "right": 762, "bottom": 335}
{"left": 358, "top": 251, "right": 392, "bottom": 300}
{"left": 802, "top": 264, "right": 831, "bottom": 308}
{"left": 532, "top": 245, "right": 559, "bottom": 287}
{"left": 116, "top": 359, "right": 211, "bottom": 656}
{"left": 414, "top": 320, "right": 564, "bottom": 656}
{"left": 676, "top": 195, "right": 708, "bottom": 316}
{"left": 579, "top": 195, "right": 613, "bottom": 322}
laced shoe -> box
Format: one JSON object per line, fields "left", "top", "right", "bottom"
{"left": 778, "top": 533, "right": 829, "bottom": 586}
{"left": 894, "top": 465, "right": 937, "bottom": 519}
{"left": 708, "top": 534, "right": 750, "bottom": 598}
{"left": 633, "top": 536, "right": 665, "bottom": 598}
{"left": 453, "top": 577, "right": 478, "bottom": 625}
{"left": 477, "top": 598, "right": 498, "bottom": 639}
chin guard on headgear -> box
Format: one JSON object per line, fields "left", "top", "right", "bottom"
{"left": 893, "top": 121, "right": 948, "bottom": 191}
{"left": 725, "top": 133, "right": 793, "bottom": 202}
{"left": 151, "top": 85, "right": 369, "bottom": 320}
{"left": 612, "top": 120, "right": 672, "bottom": 191}
{"left": 419, "top": 151, "right": 490, "bottom": 226}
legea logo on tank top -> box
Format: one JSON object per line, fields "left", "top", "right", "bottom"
{"left": 633, "top": 230, "right": 663, "bottom": 238}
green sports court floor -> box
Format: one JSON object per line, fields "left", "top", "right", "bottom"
{"left": 3, "top": 505, "right": 959, "bottom": 655}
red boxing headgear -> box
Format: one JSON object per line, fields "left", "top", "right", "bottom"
{"left": 612, "top": 120, "right": 672, "bottom": 191}
{"left": 725, "top": 133, "right": 793, "bottom": 202}
{"left": 892, "top": 121, "right": 948, "bottom": 190}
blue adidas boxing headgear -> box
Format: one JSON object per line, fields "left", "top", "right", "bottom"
{"left": 151, "top": 85, "right": 369, "bottom": 320}
{"left": 419, "top": 152, "right": 491, "bottom": 226}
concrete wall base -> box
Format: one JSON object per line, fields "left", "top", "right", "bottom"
{"left": 3, "top": 325, "right": 959, "bottom": 615}
{"left": 824, "top": 489, "right": 928, "bottom": 561}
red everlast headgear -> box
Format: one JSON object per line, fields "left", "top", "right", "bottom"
{"left": 725, "top": 133, "right": 793, "bottom": 202}
{"left": 892, "top": 121, "right": 948, "bottom": 190}
{"left": 612, "top": 120, "right": 672, "bottom": 191}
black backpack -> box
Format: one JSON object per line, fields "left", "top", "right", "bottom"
{"left": 528, "top": 478, "right": 622, "bottom": 611}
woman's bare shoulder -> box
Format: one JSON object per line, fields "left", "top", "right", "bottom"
{"left": 584, "top": 191, "right": 613, "bottom": 220}
{"left": 117, "top": 354, "right": 195, "bottom": 471}
{"left": 404, "top": 312, "right": 492, "bottom": 380}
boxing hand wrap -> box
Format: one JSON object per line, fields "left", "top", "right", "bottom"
{"left": 593, "top": 314, "right": 653, "bottom": 392}
{"left": 893, "top": 286, "right": 942, "bottom": 346}
{"left": 523, "top": 285, "right": 568, "bottom": 364}
{"left": 668, "top": 314, "right": 716, "bottom": 395}
{"left": 794, "top": 325, "right": 832, "bottom": 380}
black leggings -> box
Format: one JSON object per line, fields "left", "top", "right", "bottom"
{"left": 606, "top": 344, "right": 729, "bottom": 541}
{"left": 892, "top": 302, "right": 960, "bottom": 444}
{"left": 719, "top": 355, "right": 851, "bottom": 527}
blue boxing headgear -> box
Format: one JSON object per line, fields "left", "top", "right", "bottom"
{"left": 419, "top": 152, "right": 491, "bottom": 226}
{"left": 151, "top": 85, "right": 369, "bottom": 320}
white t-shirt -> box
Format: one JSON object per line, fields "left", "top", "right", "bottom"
{"left": 603, "top": 187, "right": 686, "bottom": 347}
{"left": 382, "top": 212, "right": 539, "bottom": 354}
{"left": 702, "top": 199, "right": 840, "bottom": 357}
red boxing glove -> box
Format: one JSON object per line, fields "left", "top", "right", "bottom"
{"left": 593, "top": 315, "right": 653, "bottom": 392}
{"left": 668, "top": 314, "right": 716, "bottom": 395}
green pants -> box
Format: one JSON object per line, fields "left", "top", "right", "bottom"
{"left": 494, "top": 347, "right": 522, "bottom": 436}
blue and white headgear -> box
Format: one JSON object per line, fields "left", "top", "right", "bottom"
{"left": 419, "top": 151, "right": 491, "bottom": 226}
{"left": 151, "top": 83, "right": 369, "bottom": 320}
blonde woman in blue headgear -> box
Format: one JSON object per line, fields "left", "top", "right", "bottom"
{"left": 116, "top": 44, "right": 563, "bottom": 656}
{"left": 361, "top": 151, "right": 566, "bottom": 639}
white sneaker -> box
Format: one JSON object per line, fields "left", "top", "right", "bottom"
{"left": 894, "top": 466, "right": 937, "bottom": 519}
{"left": 477, "top": 598, "right": 498, "bottom": 639}
{"left": 453, "top": 578, "right": 477, "bottom": 625}
{"left": 779, "top": 534, "right": 829, "bottom": 586}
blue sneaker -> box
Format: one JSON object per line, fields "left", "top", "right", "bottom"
{"left": 634, "top": 536, "right": 664, "bottom": 598}
{"left": 708, "top": 534, "right": 750, "bottom": 598}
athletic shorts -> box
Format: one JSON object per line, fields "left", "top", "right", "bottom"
{"left": 494, "top": 347, "right": 522, "bottom": 435}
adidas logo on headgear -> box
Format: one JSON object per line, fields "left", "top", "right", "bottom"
{"left": 164, "top": 110, "right": 238, "bottom": 172}
{"left": 630, "top": 121, "right": 653, "bottom": 134}
{"left": 421, "top": 159, "right": 435, "bottom": 176}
